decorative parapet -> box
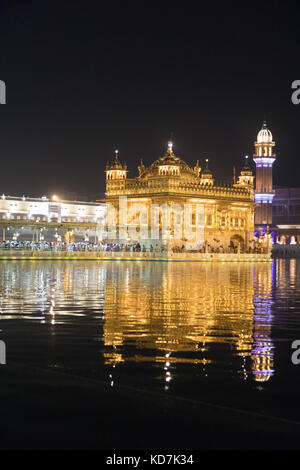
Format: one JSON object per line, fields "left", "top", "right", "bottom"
{"left": 106, "top": 178, "right": 253, "bottom": 201}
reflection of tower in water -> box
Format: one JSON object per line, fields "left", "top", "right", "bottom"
{"left": 251, "top": 262, "right": 275, "bottom": 382}
{"left": 0, "top": 261, "right": 276, "bottom": 385}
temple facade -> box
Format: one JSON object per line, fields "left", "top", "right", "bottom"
{"left": 105, "top": 142, "right": 256, "bottom": 251}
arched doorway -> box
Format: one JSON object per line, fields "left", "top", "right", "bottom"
{"left": 230, "top": 234, "right": 244, "bottom": 252}
{"left": 280, "top": 235, "right": 286, "bottom": 245}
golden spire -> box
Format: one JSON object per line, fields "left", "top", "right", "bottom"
{"left": 138, "top": 158, "right": 145, "bottom": 177}
{"left": 194, "top": 160, "right": 201, "bottom": 177}
{"left": 114, "top": 149, "right": 120, "bottom": 163}
{"left": 167, "top": 140, "right": 174, "bottom": 155}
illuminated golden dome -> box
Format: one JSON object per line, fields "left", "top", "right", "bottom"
{"left": 257, "top": 121, "right": 273, "bottom": 144}
{"left": 138, "top": 141, "right": 200, "bottom": 181}
{"left": 201, "top": 159, "right": 212, "bottom": 177}
{"left": 105, "top": 149, "right": 127, "bottom": 180}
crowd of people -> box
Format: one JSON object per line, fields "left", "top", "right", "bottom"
{"left": 103, "top": 243, "right": 169, "bottom": 253}
{"left": 0, "top": 240, "right": 185, "bottom": 253}
{"left": 0, "top": 240, "right": 270, "bottom": 254}
{"left": 0, "top": 240, "right": 99, "bottom": 251}
{"left": 0, "top": 240, "right": 169, "bottom": 253}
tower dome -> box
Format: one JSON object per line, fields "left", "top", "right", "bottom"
{"left": 257, "top": 121, "right": 273, "bottom": 143}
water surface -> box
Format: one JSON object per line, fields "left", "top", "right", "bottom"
{"left": 0, "top": 259, "right": 299, "bottom": 420}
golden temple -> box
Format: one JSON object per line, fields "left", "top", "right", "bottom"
{"left": 105, "top": 141, "right": 256, "bottom": 251}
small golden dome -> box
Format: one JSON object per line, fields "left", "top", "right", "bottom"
{"left": 241, "top": 156, "right": 253, "bottom": 175}
{"left": 201, "top": 159, "right": 213, "bottom": 177}
{"left": 107, "top": 150, "right": 124, "bottom": 170}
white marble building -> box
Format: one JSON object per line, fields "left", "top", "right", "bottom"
{"left": 0, "top": 194, "right": 106, "bottom": 243}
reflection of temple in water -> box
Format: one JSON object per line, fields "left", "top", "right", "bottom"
{"left": 102, "top": 261, "right": 275, "bottom": 382}
{"left": 0, "top": 260, "right": 276, "bottom": 383}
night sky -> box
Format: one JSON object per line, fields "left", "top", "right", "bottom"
{"left": 0, "top": 1, "right": 299, "bottom": 200}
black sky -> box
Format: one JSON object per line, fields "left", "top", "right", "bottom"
{"left": 0, "top": 0, "right": 299, "bottom": 199}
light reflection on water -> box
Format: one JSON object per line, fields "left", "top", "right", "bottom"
{"left": 1, "top": 259, "right": 300, "bottom": 413}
